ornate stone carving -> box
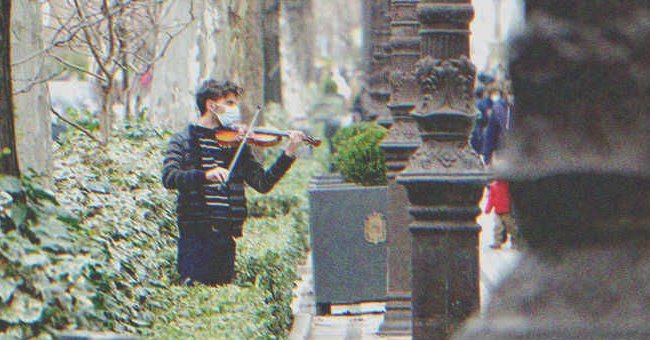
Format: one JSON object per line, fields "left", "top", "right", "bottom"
{"left": 417, "top": 3, "right": 474, "bottom": 26}
{"left": 417, "top": 1, "right": 474, "bottom": 59}
{"left": 390, "top": 0, "right": 419, "bottom": 23}
{"left": 385, "top": 119, "right": 420, "bottom": 144}
{"left": 389, "top": 70, "right": 419, "bottom": 105}
{"left": 396, "top": 1, "right": 486, "bottom": 339}
{"left": 415, "top": 56, "right": 475, "bottom": 115}
{"left": 364, "top": 0, "right": 393, "bottom": 125}
{"left": 378, "top": 1, "right": 421, "bottom": 336}
{"left": 409, "top": 140, "right": 482, "bottom": 172}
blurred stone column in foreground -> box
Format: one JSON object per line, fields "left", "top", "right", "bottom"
{"left": 396, "top": 1, "right": 486, "bottom": 339}
{"left": 378, "top": 0, "right": 421, "bottom": 336}
{"left": 361, "top": 0, "right": 392, "bottom": 127}
{"left": 455, "top": 1, "right": 650, "bottom": 339}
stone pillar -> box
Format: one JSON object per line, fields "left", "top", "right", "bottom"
{"left": 396, "top": 1, "right": 486, "bottom": 339}
{"left": 378, "top": 0, "right": 421, "bottom": 336}
{"left": 362, "top": 0, "right": 392, "bottom": 127}
{"left": 455, "top": 1, "right": 650, "bottom": 339}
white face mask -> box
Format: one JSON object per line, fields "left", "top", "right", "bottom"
{"left": 491, "top": 95, "right": 501, "bottom": 103}
{"left": 212, "top": 104, "right": 241, "bottom": 126}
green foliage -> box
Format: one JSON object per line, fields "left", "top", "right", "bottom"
{"left": 332, "top": 123, "right": 388, "bottom": 186}
{"left": 65, "top": 108, "right": 100, "bottom": 132}
{"left": 140, "top": 285, "right": 273, "bottom": 339}
{"left": 0, "top": 174, "right": 101, "bottom": 338}
{"left": 235, "top": 214, "right": 307, "bottom": 338}
{"left": 52, "top": 123, "right": 177, "bottom": 334}
{"left": 0, "top": 122, "right": 319, "bottom": 338}
{"left": 322, "top": 78, "right": 338, "bottom": 95}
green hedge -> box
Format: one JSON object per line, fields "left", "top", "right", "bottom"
{"left": 0, "top": 175, "right": 101, "bottom": 338}
{"left": 0, "top": 122, "right": 321, "bottom": 339}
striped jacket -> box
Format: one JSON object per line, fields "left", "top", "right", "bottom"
{"left": 161, "top": 125, "right": 295, "bottom": 236}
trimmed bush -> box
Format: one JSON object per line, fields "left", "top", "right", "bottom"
{"left": 332, "top": 123, "right": 388, "bottom": 186}
{"left": 140, "top": 285, "right": 274, "bottom": 339}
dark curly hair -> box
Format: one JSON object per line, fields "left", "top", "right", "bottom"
{"left": 195, "top": 79, "right": 244, "bottom": 115}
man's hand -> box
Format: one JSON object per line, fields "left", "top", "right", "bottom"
{"left": 284, "top": 130, "right": 305, "bottom": 158}
{"left": 205, "top": 167, "right": 230, "bottom": 183}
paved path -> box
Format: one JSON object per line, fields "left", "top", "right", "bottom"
{"left": 290, "top": 190, "right": 521, "bottom": 339}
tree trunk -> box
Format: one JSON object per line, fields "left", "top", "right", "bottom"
{"left": 262, "top": 0, "right": 282, "bottom": 104}
{"left": 0, "top": 0, "right": 20, "bottom": 177}
{"left": 283, "top": 0, "right": 315, "bottom": 83}
{"left": 148, "top": 0, "right": 200, "bottom": 130}
{"left": 11, "top": 0, "right": 51, "bottom": 177}
{"left": 210, "top": 0, "right": 265, "bottom": 124}
{"left": 100, "top": 80, "right": 112, "bottom": 145}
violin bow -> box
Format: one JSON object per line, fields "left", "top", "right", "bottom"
{"left": 222, "top": 105, "right": 263, "bottom": 185}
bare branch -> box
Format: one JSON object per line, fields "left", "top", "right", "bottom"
{"left": 47, "top": 52, "right": 106, "bottom": 81}
{"left": 13, "top": 69, "right": 65, "bottom": 95}
{"left": 73, "top": 0, "right": 111, "bottom": 78}
{"left": 51, "top": 107, "right": 102, "bottom": 144}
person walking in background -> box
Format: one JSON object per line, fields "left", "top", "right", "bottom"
{"left": 484, "top": 179, "right": 520, "bottom": 249}
{"left": 470, "top": 85, "right": 490, "bottom": 155}
{"left": 481, "top": 87, "right": 512, "bottom": 165}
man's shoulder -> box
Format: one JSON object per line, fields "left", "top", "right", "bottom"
{"left": 170, "top": 125, "right": 193, "bottom": 140}
{"left": 166, "top": 125, "right": 195, "bottom": 150}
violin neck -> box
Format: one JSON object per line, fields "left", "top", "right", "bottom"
{"left": 253, "top": 127, "right": 321, "bottom": 147}
{"left": 253, "top": 127, "right": 288, "bottom": 137}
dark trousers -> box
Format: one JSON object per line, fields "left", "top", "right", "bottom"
{"left": 177, "top": 223, "right": 236, "bottom": 286}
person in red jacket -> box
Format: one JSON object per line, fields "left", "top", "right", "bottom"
{"left": 485, "top": 180, "right": 520, "bottom": 249}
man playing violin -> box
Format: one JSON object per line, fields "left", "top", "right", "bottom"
{"left": 162, "top": 79, "right": 305, "bottom": 286}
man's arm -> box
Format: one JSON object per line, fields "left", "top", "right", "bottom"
{"left": 161, "top": 136, "right": 207, "bottom": 190}
{"left": 241, "top": 147, "right": 296, "bottom": 193}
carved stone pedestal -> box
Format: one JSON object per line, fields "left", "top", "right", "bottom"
{"left": 379, "top": 109, "right": 419, "bottom": 336}
{"left": 378, "top": 0, "right": 421, "bottom": 336}
{"left": 396, "top": 1, "right": 485, "bottom": 338}
{"left": 397, "top": 109, "right": 486, "bottom": 339}
{"left": 454, "top": 1, "right": 650, "bottom": 338}
{"left": 364, "top": 0, "right": 392, "bottom": 127}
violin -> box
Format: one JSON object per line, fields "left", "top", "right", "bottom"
{"left": 218, "top": 106, "right": 318, "bottom": 185}
{"left": 215, "top": 126, "right": 321, "bottom": 148}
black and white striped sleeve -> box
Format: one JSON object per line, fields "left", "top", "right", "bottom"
{"left": 161, "top": 136, "right": 207, "bottom": 190}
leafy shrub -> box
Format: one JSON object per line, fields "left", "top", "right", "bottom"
{"left": 52, "top": 123, "right": 178, "bottom": 333}
{"left": 0, "top": 121, "right": 320, "bottom": 338}
{"left": 235, "top": 213, "right": 308, "bottom": 338}
{"left": 332, "top": 123, "right": 388, "bottom": 186}
{"left": 44, "top": 122, "right": 319, "bottom": 338}
{"left": 140, "top": 285, "right": 273, "bottom": 339}
{"left": 0, "top": 175, "right": 102, "bottom": 338}
{"left": 65, "top": 108, "right": 100, "bottom": 132}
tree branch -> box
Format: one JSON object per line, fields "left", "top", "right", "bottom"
{"left": 47, "top": 52, "right": 106, "bottom": 81}
{"left": 13, "top": 69, "right": 65, "bottom": 95}
{"left": 50, "top": 107, "right": 102, "bottom": 144}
